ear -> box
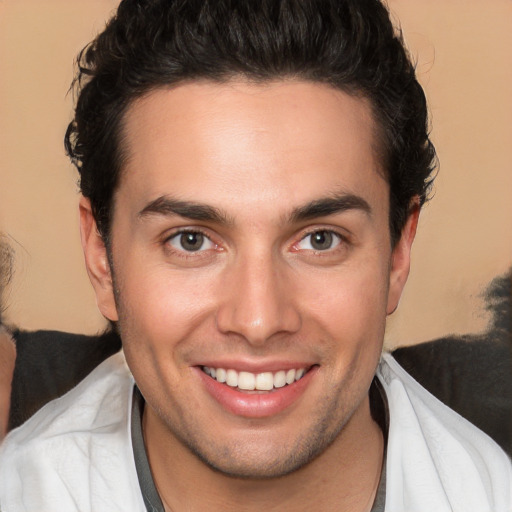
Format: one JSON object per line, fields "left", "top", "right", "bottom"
{"left": 79, "top": 196, "right": 119, "bottom": 321}
{"left": 386, "top": 199, "right": 420, "bottom": 315}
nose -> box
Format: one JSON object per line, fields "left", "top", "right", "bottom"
{"left": 216, "top": 254, "right": 301, "bottom": 345}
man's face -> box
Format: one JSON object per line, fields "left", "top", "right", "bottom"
{"left": 82, "top": 80, "right": 414, "bottom": 478}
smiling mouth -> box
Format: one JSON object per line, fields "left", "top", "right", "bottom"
{"left": 201, "top": 366, "right": 312, "bottom": 392}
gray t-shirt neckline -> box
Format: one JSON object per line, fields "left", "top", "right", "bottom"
{"left": 131, "top": 381, "right": 387, "bottom": 512}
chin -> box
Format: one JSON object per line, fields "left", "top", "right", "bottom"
{"left": 177, "top": 418, "right": 344, "bottom": 480}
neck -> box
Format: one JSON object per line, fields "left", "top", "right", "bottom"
{"left": 143, "top": 395, "right": 384, "bottom": 512}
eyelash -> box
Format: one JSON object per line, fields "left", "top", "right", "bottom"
{"left": 163, "top": 228, "right": 219, "bottom": 258}
{"left": 162, "top": 227, "right": 349, "bottom": 259}
{"left": 292, "top": 229, "right": 348, "bottom": 254}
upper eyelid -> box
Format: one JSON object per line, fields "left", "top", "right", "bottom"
{"left": 164, "top": 226, "right": 213, "bottom": 242}
{"left": 164, "top": 228, "right": 218, "bottom": 257}
{"left": 160, "top": 225, "right": 350, "bottom": 247}
{"left": 297, "top": 226, "right": 349, "bottom": 242}
{"left": 304, "top": 229, "right": 342, "bottom": 240}
{"left": 296, "top": 230, "right": 343, "bottom": 246}
{"left": 289, "top": 229, "right": 349, "bottom": 256}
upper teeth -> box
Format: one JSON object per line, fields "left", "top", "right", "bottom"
{"left": 203, "top": 366, "right": 307, "bottom": 391}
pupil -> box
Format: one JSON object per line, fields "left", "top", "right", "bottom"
{"left": 311, "top": 231, "right": 332, "bottom": 250}
{"left": 181, "top": 232, "right": 203, "bottom": 251}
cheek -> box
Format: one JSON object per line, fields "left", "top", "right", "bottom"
{"left": 300, "top": 260, "right": 390, "bottom": 341}
{"left": 115, "top": 266, "right": 219, "bottom": 405}
{"left": 296, "top": 256, "right": 389, "bottom": 394}
{"left": 115, "top": 264, "right": 217, "bottom": 353}
{"left": 311, "top": 268, "right": 388, "bottom": 394}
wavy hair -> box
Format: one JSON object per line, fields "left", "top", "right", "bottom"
{"left": 0, "top": 236, "right": 13, "bottom": 324}
{"left": 65, "top": 0, "right": 437, "bottom": 246}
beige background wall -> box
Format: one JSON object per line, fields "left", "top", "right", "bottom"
{"left": 0, "top": 0, "right": 511, "bottom": 348}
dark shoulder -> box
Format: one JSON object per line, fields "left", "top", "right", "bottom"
{"left": 392, "top": 336, "right": 512, "bottom": 456}
{"left": 9, "top": 329, "right": 121, "bottom": 430}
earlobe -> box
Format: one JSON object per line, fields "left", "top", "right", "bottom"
{"left": 79, "top": 196, "right": 119, "bottom": 321}
{"left": 386, "top": 200, "right": 420, "bottom": 315}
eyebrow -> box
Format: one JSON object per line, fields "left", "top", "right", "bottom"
{"left": 138, "top": 196, "right": 231, "bottom": 224}
{"left": 289, "top": 193, "right": 372, "bottom": 223}
{"left": 138, "top": 192, "right": 371, "bottom": 225}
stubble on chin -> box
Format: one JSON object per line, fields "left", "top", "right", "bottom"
{"left": 149, "top": 373, "right": 364, "bottom": 481}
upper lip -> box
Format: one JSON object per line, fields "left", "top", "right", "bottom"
{"left": 194, "top": 359, "right": 316, "bottom": 373}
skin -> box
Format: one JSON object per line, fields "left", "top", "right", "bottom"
{"left": 80, "top": 80, "right": 418, "bottom": 511}
{"left": 0, "top": 326, "right": 16, "bottom": 441}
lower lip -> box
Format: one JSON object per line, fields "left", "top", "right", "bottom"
{"left": 196, "top": 367, "right": 317, "bottom": 418}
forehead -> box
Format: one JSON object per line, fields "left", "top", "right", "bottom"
{"left": 117, "top": 80, "right": 387, "bottom": 221}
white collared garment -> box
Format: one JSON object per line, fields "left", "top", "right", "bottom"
{"left": 0, "top": 351, "right": 510, "bottom": 512}
{"left": 378, "top": 352, "right": 512, "bottom": 511}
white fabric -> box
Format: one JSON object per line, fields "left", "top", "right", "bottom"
{"left": 377, "top": 353, "right": 512, "bottom": 512}
{"left": 0, "top": 351, "right": 510, "bottom": 512}
{"left": 0, "top": 352, "right": 145, "bottom": 512}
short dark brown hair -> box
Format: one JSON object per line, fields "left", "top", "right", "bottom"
{"left": 65, "top": 0, "right": 437, "bottom": 246}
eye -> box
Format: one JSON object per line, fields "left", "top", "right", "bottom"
{"left": 296, "top": 230, "right": 342, "bottom": 251}
{"left": 167, "top": 231, "right": 215, "bottom": 252}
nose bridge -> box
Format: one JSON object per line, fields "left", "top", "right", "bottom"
{"left": 216, "top": 248, "right": 301, "bottom": 344}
